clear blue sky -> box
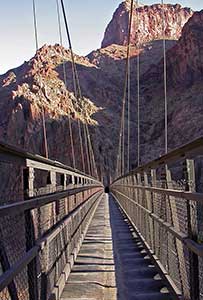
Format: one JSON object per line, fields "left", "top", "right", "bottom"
{"left": 0, "top": 0, "right": 202, "bottom": 74}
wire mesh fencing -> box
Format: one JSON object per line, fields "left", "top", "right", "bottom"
{"left": 111, "top": 144, "right": 203, "bottom": 300}
{"left": 0, "top": 144, "right": 103, "bottom": 300}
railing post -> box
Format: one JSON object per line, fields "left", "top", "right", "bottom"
{"left": 63, "top": 174, "right": 69, "bottom": 214}
{"left": 134, "top": 174, "right": 139, "bottom": 228}
{"left": 144, "top": 172, "right": 154, "bottom": 249}
{"left": 50, "top": 171, "right": 56, "bottom": 193}
{"left": 137, "top": 173, "right": 142, "bottom": 235}
{"left": 150, "top": 169, "right": 156, "bottom": 252}
{"left": 186, "top": 159, "right": 199, "bottom": 300}
{"left": 63, "top": 174, "right": 67, "bottom": 190}
{"left": 23, "top": 167, "right": 39, "bottom": 300}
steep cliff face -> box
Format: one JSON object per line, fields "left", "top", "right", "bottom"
{"left": 166, "top": 10, "right": 203, "bottom": 87}
{"left": 142, "top": 10, "right": 203, "bottom": 89}
{"left": 138, "top": 10, "right": 203, "bottom": 161}
{"left": 102, "top": 2, "right": 193, "bottom": 48}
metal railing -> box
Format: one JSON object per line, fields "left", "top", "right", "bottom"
{"left": 111, "top": 137, "right": 203, "bottom": 300}
{"left": 0, "top": 142, "right": 103, "bottom": 300}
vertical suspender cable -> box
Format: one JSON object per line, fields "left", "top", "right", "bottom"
{"left": 42, "top": 109, "right": 49, "bottom": 159}
{"left": 123, "top": 0, "right": 134, "bottom": 175}
{"left": 116, "top": 130, "right": 122, "bottom": 178}
{"left": 87, "top": 128, "right": 98, "bottom": 178}
{"left": 116, "top": 111, "right": 123, "bottom": 177}
{"left": 32, "top": 0, "right": 39, "bottom": 50}
{"left": 162, "top": 0, "right": 168, "bottom": 154}
{"left": 137, "top": 0, "right": 140, "bottom": 166}
{"left": 78, "top": 121, "right": 86, "bottom": 173}
{"left": 127, "top": 35, "right": 131, "bottom": 173}
{"left": 56, "top": 0, "right": 67, "bottom": 87}
{"left": 32, "top": 0, "right": 49, "bottom": 158}
{"left": 56, "top": 0, "right": 76, "bottom": 169}
{"left": 85, "top": 123, "right": 98, "bottom": 178}
{"left": 84, "top": 125, "right": 91, "bottom": 175}
{"left": 75, "top": 79, "right": 97, "bottom": 176}
{"left": 60, "top": 0, "right": 99, "bottom": 178}
{"left": 116, "top": 0, "right": 134, "bottom": 177}
{"left": 56, "top": 0, "right": 63, "bottom": 46}
{"left": 60, "top": 0, "right": 86, "bottom": 172}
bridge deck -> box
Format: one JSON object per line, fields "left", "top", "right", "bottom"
{"left": 60, "top": 194, "right": 173, "bottom": 300}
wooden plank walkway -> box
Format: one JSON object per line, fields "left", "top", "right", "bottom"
{"left": 60, "top": 194, "right": 173, "bottom": 300}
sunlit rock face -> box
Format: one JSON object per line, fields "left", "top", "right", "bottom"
{"left": 0, "top": 44, "right": 100, "bottom": 171}
{"left": 102, "top": 2, "right": 193, "bottom": 48}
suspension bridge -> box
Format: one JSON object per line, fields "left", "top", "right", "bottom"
{"left": 0, "top": 0, "right": 203, "bottom": 300}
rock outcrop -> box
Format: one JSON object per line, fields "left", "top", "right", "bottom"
{"left": 102, "top": 2, "right": 193, "bottom": 48}
{"left": 0, "top": 44, "right": 101, "bottom": 170}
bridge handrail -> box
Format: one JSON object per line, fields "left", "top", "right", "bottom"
{"left": 113, "top": 136, "right": 203, "bottom": 181}
{"left": 0, "top": 141, "right": 99, "bottom": 183}
{"left": 0, "top": 185, "right": 101, "bottom": 217}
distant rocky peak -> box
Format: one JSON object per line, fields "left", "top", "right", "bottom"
{"left": 29, "top": 44, "right": 93, "bottom": 71}
{"left": 102, "top": 2, "right": 194, "bottom": 48}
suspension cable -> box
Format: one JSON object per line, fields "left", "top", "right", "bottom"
{"left": 56, "top": 0, "right": 76, "bottom": 169}
{"left": 60, "top": 0, "right": 86, "bottom": 172}
{"left": 86, "top": 123, "right": 98, "bottom": 178}
{"left": 123, "top": 0, "right": 134, "bottom": 175}
{"left": 56, "top": 0, "right": 68, "bottom": 88}
{"left": 116, "top": 0, "right": 134, "bottom": 176}
{"left": 116, "top": 128, "right": 122, "bottom": 178}
{"left": 32, "top": 0, "right": 49, "bottom": 159}
{"left": 162, "top": 0, "right": 168, "bottom": 154}
{"left": 137, "top": 0, "right": 140, "bottom": 166}
{"left": 60, "top": 0, "right": 98, "bottom": 177}
{"left": 127, "top": 31, "right": 131, "bottom": 173}
{"left": 82, "top": 125, "right": 90, "bottom": 174}
{"left": 87, "top": 127, "right": 98, "bottom": 178}
{"left": 32, "top": 0, "right": 39, "bottom": 50}
{"left": 76, "top": 109, "right": 86, "bottom": 172}
{"left": 42, "top": 108, "right": 49, "bottom": 159}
